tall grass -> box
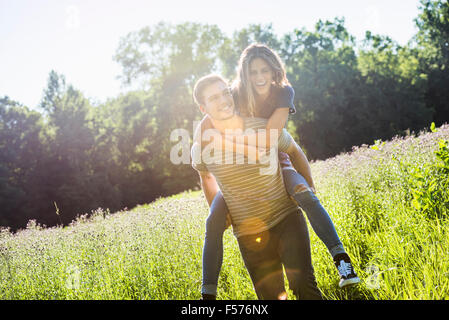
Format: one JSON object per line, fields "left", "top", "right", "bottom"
{"left": 1, "top": 124, "right": 448, "bottom": 300}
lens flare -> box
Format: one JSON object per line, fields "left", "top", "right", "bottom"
{"left": 278, "top": 291, "right": 288, "bottom": 300}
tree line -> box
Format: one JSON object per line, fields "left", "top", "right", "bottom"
{"left": 1, "top": 0, "right": 448, "bottom": 230}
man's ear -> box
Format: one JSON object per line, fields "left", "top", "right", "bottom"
{"left": 199, "top": 104, "right": 206, "bottom": 114}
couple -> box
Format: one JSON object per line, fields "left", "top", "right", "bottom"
{"left": 191, "top": 44, "right": 359, "bottom": 300}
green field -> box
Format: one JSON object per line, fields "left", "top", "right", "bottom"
{"left": 1, "top": 124, "right": 448, "bottom": 300}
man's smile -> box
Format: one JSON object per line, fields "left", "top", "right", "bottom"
{"left": 218, "top": 104, "right": 233, "bottom": 112}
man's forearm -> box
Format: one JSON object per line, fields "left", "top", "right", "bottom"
{"left": 199, "top": 173, "right": 220, "bottom": 207}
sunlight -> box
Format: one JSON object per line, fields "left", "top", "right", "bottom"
{"left": 278, "top": 291, "right": 288, "bottom": 300}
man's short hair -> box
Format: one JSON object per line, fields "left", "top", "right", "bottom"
{"left": 193, "top": 74, "right": 228, "bottom": 106}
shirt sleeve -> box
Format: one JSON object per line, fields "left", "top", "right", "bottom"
{"left": 277, "top": 128, "right": 294, "bottom": 153}
{"left": 191, "top": 142, "right": 209, "bottom": 173}
{"left": 276, "top": 85, "right": 296, "bottom": 115}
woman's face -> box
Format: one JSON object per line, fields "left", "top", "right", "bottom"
{"left": 249, "top": 57, "right": 274, "bottom": 99}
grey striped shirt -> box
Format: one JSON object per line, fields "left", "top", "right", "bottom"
{"left": 192, "top": 117, "right": 298, "bottom": 238}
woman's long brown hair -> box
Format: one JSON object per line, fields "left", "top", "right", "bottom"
{"left": 232, "top": 43, "right": 290, "bottom": 117}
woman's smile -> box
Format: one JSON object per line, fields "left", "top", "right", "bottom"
{"left": 249, "top": 57, "right": 274, "bottom": 99}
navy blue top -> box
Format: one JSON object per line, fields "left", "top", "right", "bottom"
{"left": 232, "top": 85, "right": 296, "bottom": 169}
{"left": 233, "top": 85, "right": 296, "bottom": 120}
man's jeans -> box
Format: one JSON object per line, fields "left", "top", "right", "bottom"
{"left": 202, "top": 169, "right": 343, "bottom": 296}
{"left": 237, "top": 211, "right": 322, "bottom": 300}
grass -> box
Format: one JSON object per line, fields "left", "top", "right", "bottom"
{"left": 0, "top": 124, "right": 448, "bottom": 300}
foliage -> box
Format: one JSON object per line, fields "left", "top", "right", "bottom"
{"left": 415, "top": 0, "right": 449, "bottom": 126}
{"left": 0, "top": 125, "right": 448, "bottom": 300}
{"left": 404, "top": 124, "right": 449, "bottom": 220}
{"left": 1, "top": 2, "right": 449, "bottom": 229}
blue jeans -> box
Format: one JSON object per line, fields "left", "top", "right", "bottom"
{"left": 201, "top": 168, "right": 344, "bottom": 296}
{"left": 281, "top": 169, "right": 345, "bottom": 257}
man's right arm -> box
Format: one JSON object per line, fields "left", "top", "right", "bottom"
{"left": 193, "top": 141, "right": 231, "bottom": 229}
{"left": 192, "top": 140, "right": 220, "bottom": 206}
{"left": 199, "top": 170, "right": 220, "bottom": 207}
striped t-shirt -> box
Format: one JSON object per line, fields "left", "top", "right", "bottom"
{"left": 191, "top": 117, "right": 299, "bottom": 238}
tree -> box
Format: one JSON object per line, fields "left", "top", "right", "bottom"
{"left": 357, "top": 32, "right": 432, "bottom": 142}
{"left": 0, "top": 96, "right": 46, "bottom": 228}
{"left": 98, "top": 90, "right": 164, "bottom": 207}
{"left": 281, "top": 18, "right": 432, "bottom": 159}
{"left": 282, "top": 18, "right": 363, "bottom": 159}
{"left": 218, "top": 24, "right": 281, "bottom": 79}
{"left": 36, "top": 71, "right": 112, "bottom": 225}
{"left": 415, "top": 0, "right": 449, "bottom": 125}
{"left": 114, "top": 22, "right": 227, "bottom": 192}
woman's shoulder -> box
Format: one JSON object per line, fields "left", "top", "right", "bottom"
{"left": 269, "top": 85, "right": 295, "bottom": 106}
{"left": 272, "top": 85, "right": 296, "bottom": 114}
{"left": 275, "top": 84, "right": 295, "bottom": 99}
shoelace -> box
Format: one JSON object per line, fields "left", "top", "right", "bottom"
{"left": 337, "top": 260, "right": 353, "bottom": 278}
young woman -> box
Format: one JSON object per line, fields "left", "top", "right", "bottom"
{"left": 199, "top": 44, "right": 359, "bottom": 300}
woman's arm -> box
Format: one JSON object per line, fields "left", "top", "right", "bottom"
{"left": 221, "top": 107, "right": 289, "bottom": 149}
{"left": 198, "top": 115, "right": 260, "bottom": 162}
{"left": 247, "top": 107, "right": 316, "bottom": 192}
{"left": 224, "top": 85, "right": 295, "bottom": 149}
{"left": 263, "top": 107, "right": 290, "bottom": 148}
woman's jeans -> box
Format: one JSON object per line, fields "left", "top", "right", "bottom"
{"left": 201, "top": 168, "right": 344, "bottom": 296}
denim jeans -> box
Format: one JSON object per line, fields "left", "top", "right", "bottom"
{"left": 281, "top": 169, "right": 345, "bottom": 257}
{"left": 238, "top": 211, "right": 322, "bottom": 300}
{"left": 202, "top": 190, "right": 228, "bottom": 295}
{"left": 201, "top": 168, "right": 344, "bottom": 296}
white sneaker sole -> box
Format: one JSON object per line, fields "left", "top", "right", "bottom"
{"left": 339, "top": 277, "right": 360, "bottom": 288}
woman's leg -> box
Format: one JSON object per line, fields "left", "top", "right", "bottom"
{"left": 282, "top": 169, "right": 360, "bottom": 287}
{"left": 281, "top": 168, "right": 345, "bottom": 258}
{"left": 202, "top": 191, "right": 229, "bottom": 297}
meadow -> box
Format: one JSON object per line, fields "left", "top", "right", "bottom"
{"left": 0, "top": 124, "right": 448, "bottom": 300}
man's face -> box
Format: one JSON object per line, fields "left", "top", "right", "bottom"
{"left": 201, "top": 80, "right": 235, "bottom": 121}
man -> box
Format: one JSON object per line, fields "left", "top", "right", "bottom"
{"left": 191, "top": 74, "right": 322, "bottom": 300}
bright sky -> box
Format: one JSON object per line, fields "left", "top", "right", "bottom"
{"left": 0, "top": 0, "right": 422, "bottom": 109}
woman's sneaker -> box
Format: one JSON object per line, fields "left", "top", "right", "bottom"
{"left": 333, "top": 253, "right": 360, "bottom": 288}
